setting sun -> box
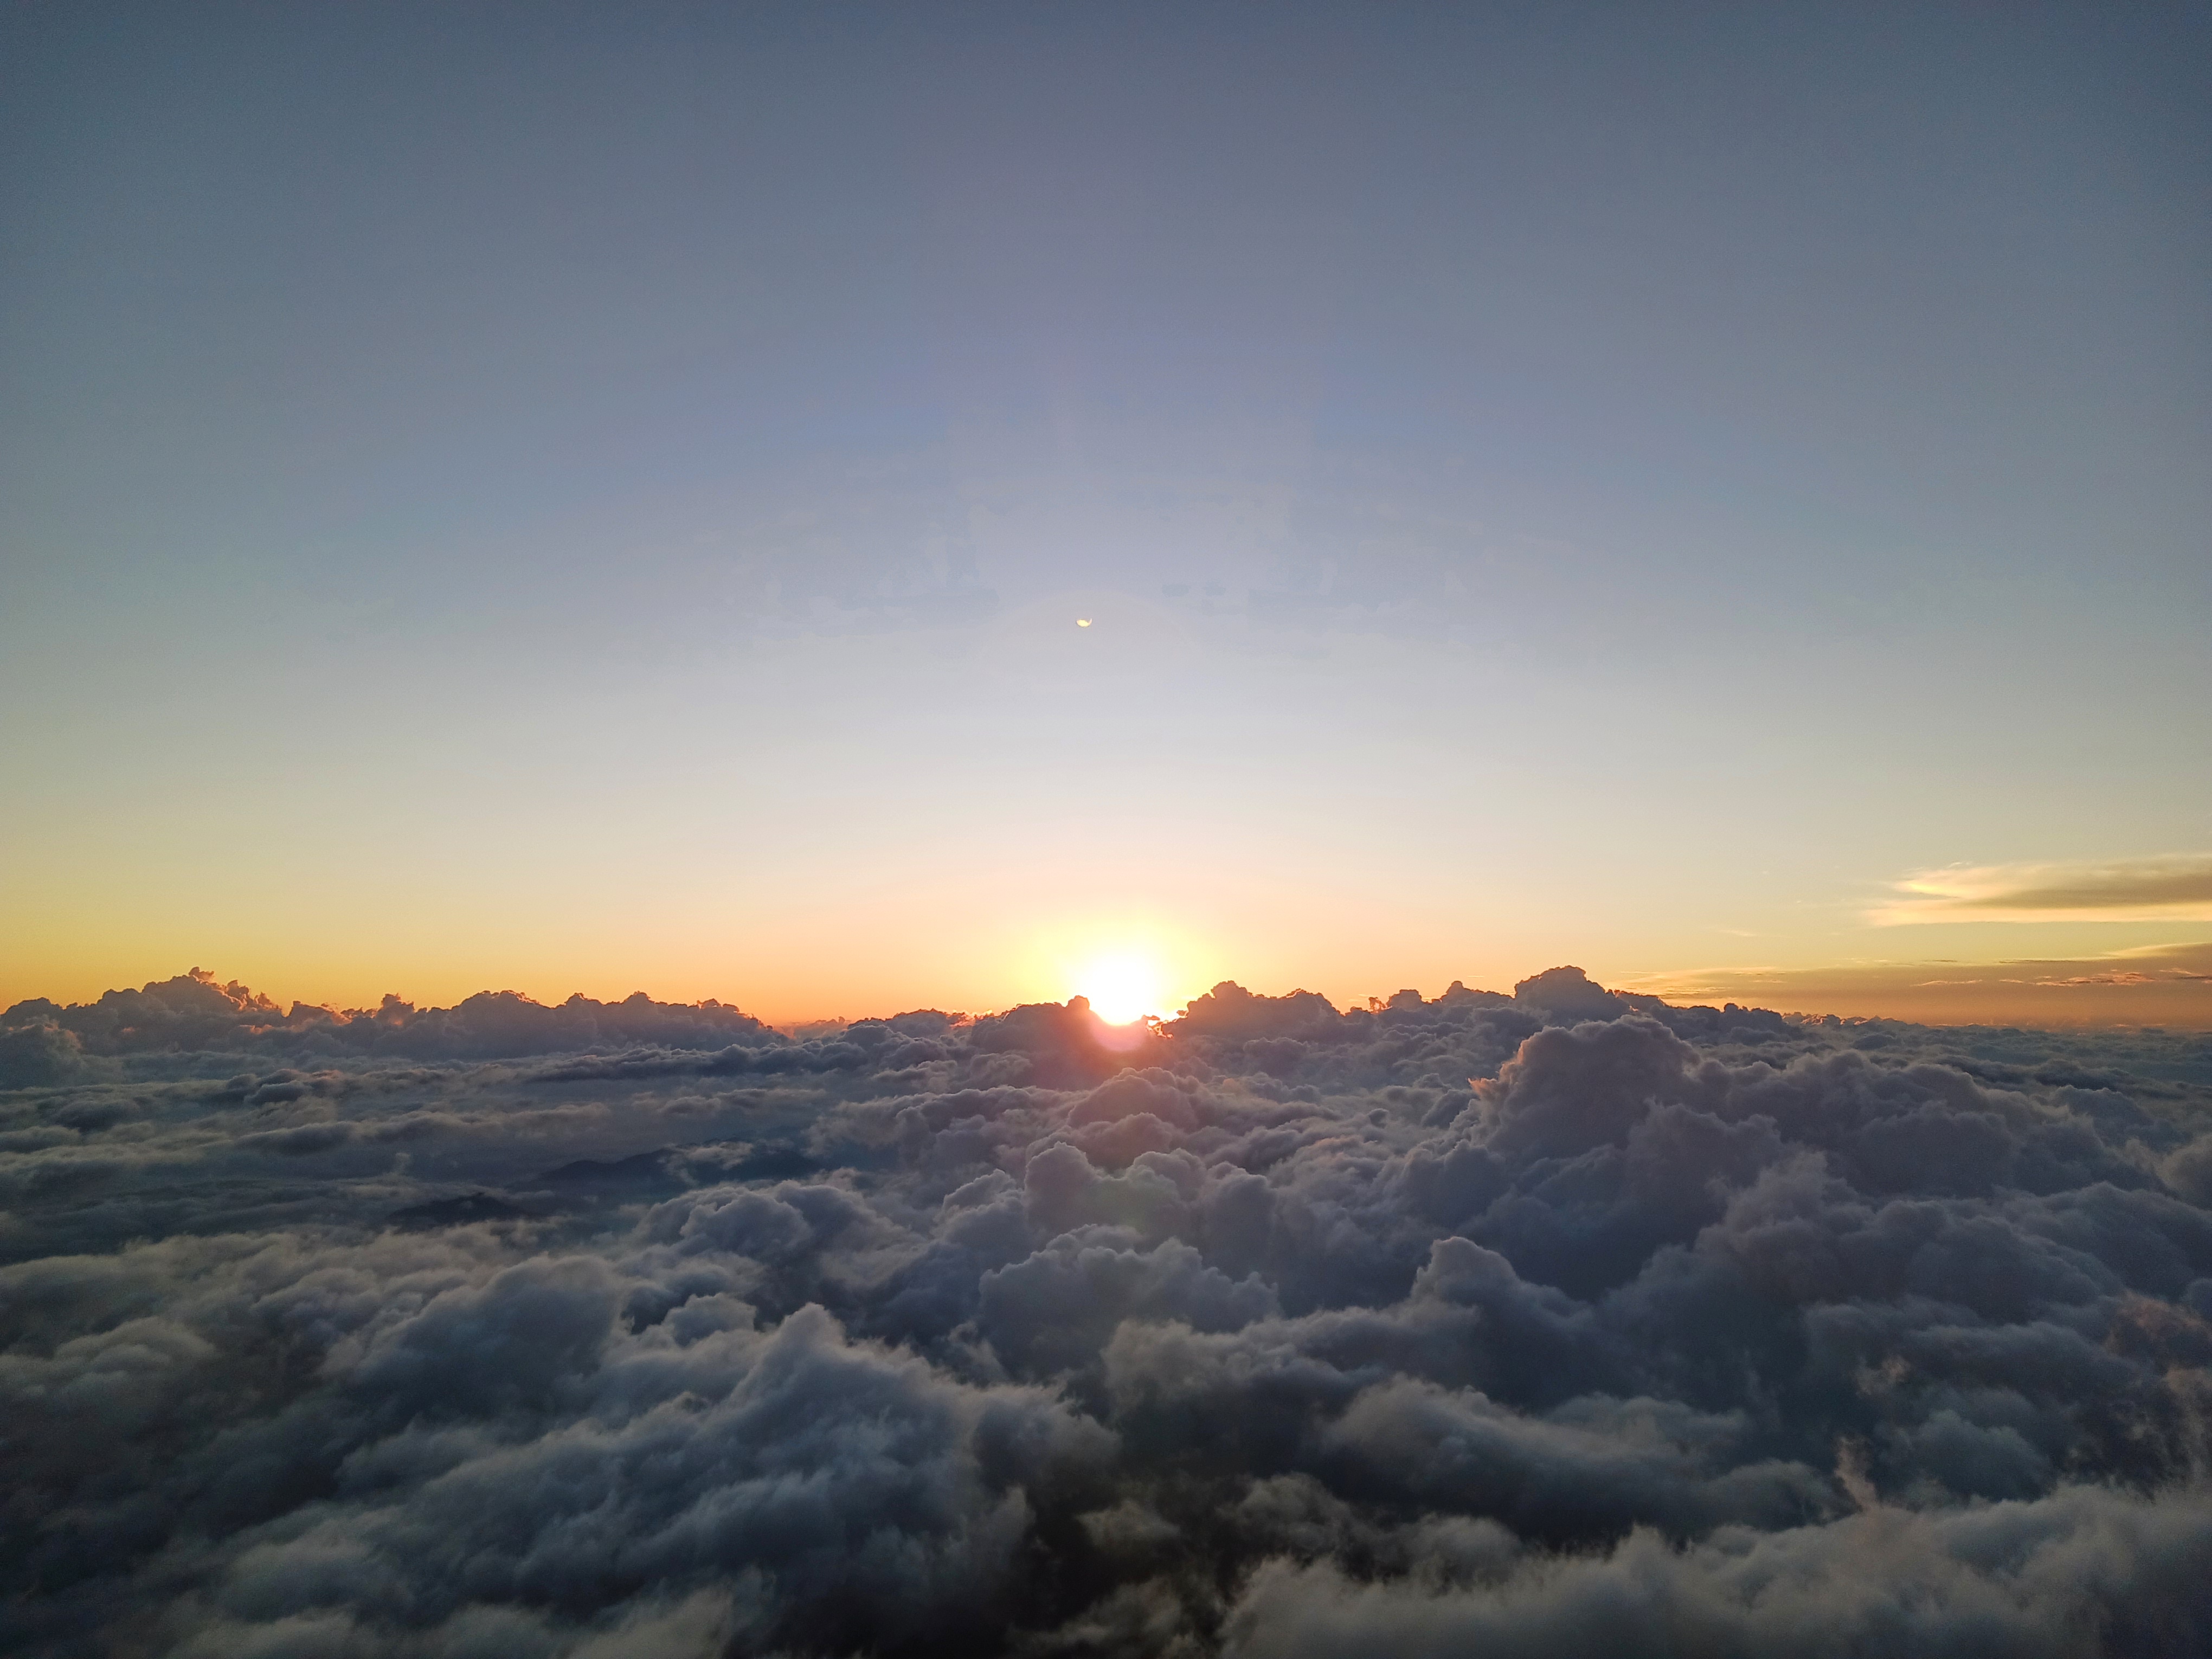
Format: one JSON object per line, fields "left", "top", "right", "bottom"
{"left": 1076, "top": 951, "right": 1163, "bottom": 1024}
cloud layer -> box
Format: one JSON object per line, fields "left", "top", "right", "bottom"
{"left": 6, "top": 966, "right": 2212, "bottom": 1655}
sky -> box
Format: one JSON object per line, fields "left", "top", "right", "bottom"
{"left": 4, "top": 2, "right": 2208, "bottom": 1025}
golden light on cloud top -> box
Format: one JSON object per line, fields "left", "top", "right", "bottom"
{"left": 1870, "top": 854, "right": 2212, "bottom": 925}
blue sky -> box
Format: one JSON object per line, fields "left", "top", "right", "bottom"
{"left": 4, "top": 3, "right": 2208, "bottom": 1020}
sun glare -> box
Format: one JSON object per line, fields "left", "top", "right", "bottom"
{"left": 1078, "top": 953, "right": 1161, "bottom": 1025}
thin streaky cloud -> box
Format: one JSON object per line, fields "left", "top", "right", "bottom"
{"left": 1622, "top": 938, "right": 2212, "bottom": 1025}
{"left": 1869, "top": 854, "right": 2212, "bottom": 925}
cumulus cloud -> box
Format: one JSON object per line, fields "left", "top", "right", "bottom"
{"left": 5, "top": 968, "right": 2212, "bottom": 1654}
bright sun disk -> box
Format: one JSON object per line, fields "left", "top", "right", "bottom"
{"left": 1079, "top": 954, "right": 1160, "bottom": 1025}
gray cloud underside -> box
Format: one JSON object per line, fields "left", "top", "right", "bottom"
{"left": 7, "top": 969, "right": 2212, "bottom": 1655}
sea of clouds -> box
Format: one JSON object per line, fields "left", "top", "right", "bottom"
{"left": 6, "top": 966, "right": 2212, "bottom": 1656}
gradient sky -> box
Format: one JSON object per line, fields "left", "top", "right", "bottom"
{"left": 5, "top": 3, "right": 2209, "bottom": 1024}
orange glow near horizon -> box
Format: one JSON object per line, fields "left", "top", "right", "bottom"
{"left": 8, "top": 882, "right": 2210, "bottom": 1032}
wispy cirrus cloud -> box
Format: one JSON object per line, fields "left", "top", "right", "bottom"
{"left": 1869, "top": 853, "right": 2212, "bottom": 925}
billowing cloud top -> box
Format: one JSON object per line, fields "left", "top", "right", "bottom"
{"left": 6, "top": 967, "right": 2212, "bottom": 1655}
